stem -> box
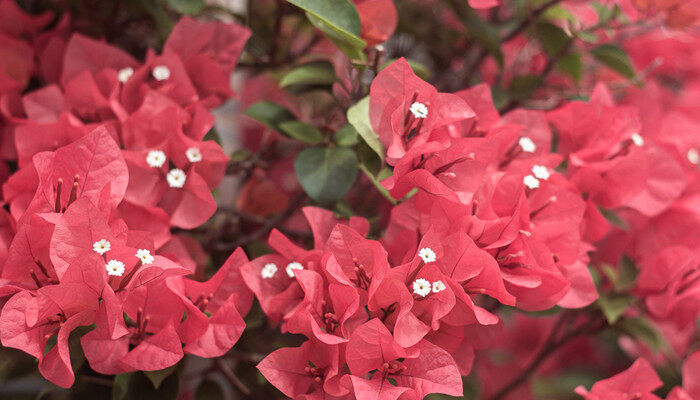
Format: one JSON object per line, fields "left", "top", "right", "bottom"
{"left": 215, "top": 359, "right": 251, "bottom": 396}
{"left": 359, "top": 164, "right": 397, "bottom": 205}
{"left": 487, "top": 311, "right": 605, "bottom": 400}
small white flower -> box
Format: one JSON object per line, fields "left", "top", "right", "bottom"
{"left": 432, "top": 280, "right": 446, "bottom": 293}
{"left": 92, "top": 239, "right": 111, "bottom": 255}
{"left": 166, "top": 169, "right": 187, "bottom": 188}
{"left": 286, "top": 262, "right": 304, "bottom": 278}
{"left": 531, "top": 165, "right": 550, "bottom": 180}
{"left": 418, "top": 247, "right": 436, "bottom": 263}
{"left": 261, "top": 263, "right": 278, "bottom": 279}
{"left": 186, "top": 147, "right": 202, "bottom": 163}
{"left": 152, "top": 65, "right": 171, "bottom": 81}
{"left": 118, "top": 67, "right": 134, "bottom": 83}
{"left": 146, "top": 150, "right": 167, "bottom": 168}
{"left": 687, "top": 148, "right": 699, "bottom": 165}
{"left": 105, "top": 260, "right": 125, "bottom": 276}
{"left": 519, "top": 137, "right": 536, "bottom": 153}
{"left": 412, "top": 278, "right": 432, "bottom": 297}
{"left": 630, "top": 133, "right": 644, "bottom": 147}
{"left": 409, "top": 102, "right": 428, "bottom": 119}
{"left": 523, "top": 175, "right": 540, "bottom": 189}
{"left": 135, "top": 249, "right": 154, "bottom": 265}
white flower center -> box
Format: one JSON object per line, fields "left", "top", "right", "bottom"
{"left": 432, "top": 280, "right": 446, "bottom": 293}
{"left": 412, "top": 278, "right": 432, "bottom": 297}
{"left": 261, "top": 263, "right": 278, "bottom": 279}
{"left": 523, "top": 175, "right": 540, "bottom": 189}
{"left": 409, "top": 102, "right": 428, "bottom": 119}
{"left": 519, "top": 137, "right": 536, "bottom": 153}
{"left": 531, "top": 165, "right": 550, "bottom": 180}
{"left": 166, "top": 169, "right": 187, "bottom": 188}
{"left": 152, "top": 65, "right": 171, "bottom": 81}
{"left": 92, "top": 239, "right": 111, "bottom": 255}
{"left": 630, "top": 133, "right": 644, "bottom": 147}
{"left": 418, "top": 247, "right": 436, "bottom": 263}
{"left": 135, "top": 249, "right": 154, "bottom": 265}
{"left": 186, "top": 147, "right": 202, "bottom": 163}
{"left": 687, "top": 148, "right": 699, "bottom": 165}
{"left": 146, "top": 150, "right": 166, "bottom": 168}
{"left": 286, "top": 262, "right": 303, "bottom": 278}
{"left": 105, "top": 260, "right": 125, "bottom": 276}
{"left": 118, "top": 67, "right": 134, "bottom": 83}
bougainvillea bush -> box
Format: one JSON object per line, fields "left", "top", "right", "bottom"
{"left": 0, "top": 0, "right": 698, "bottom": 399}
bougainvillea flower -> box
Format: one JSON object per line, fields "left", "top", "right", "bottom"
{"left": 574, "top": 358, "right": 663, "bottom": 399}
{"left": 344, "top": 319, "right": 462, "bottom": 399}
{"left": 19, "top": 126, "right": 128, "bottom": 221}
{"left": 353, "top": 0, "right": 398, "bottom": 46}
{"left": 258, "top": 339, "right": 343, "bottom": 399}
{"left": 370, "top": 58, "right": 475, "bottom": 164}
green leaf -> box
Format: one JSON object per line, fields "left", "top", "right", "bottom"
{"left": 534, "top": 22, "right": 571, "bottom": 57}
{"left": 230, "top": 148, "right": 252, "bottom": 162}
{"left": 287, "top": 0, "right": 366, "bottom": 60}
{"left": 617, "top": 317, "right": 666, "bottom": 352}
{"left": 280, "top": 61, "right": 338, "bottom": 88}
{"left": 508, "top": 75, "right": 543, "bottom": 101}
{"left": 295, "top": 147, "right": 359, "bottom": 202}
{"left": 144, "top": 364, "right": 177, "bottom": 390}
{"left": 599, "top": 207, "right": 628, "bottom": 230}
{"left": 195, "top": 379, "right": 224, "bottom": 400}
{"left": 334, "top": 124, "right": 359, "bottom": 146}
{"left": 279, "top": 121, "right": 324, "bottom": 144}
{"left": 597, "top": 293, "right": 634, "bottom": 324}
{"left": 591, "top": 44, "right": 636, "bottom": 79}
{"left": 347, "top": 97, "right": 384, "bottom": 162}
{"left": 113, "top": 371, "right": 179, "bottom": 400}
{"left": 113, "top": 373, "right": 133, "bottom": 400}
{"left": 244, "top": 101, "right": 296, "bottom": 134}
{"left": 359, "top": 164, "right": 397, "bottom": 205}
{"left": 162, "top": 0, "right": 204, "bottom": 14}
{"left": 557, "top": 53, "right": 583, "bottom": 81}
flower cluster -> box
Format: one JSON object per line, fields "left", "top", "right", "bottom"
{"left": 0, "top": 3, "right": 253, "bottom": 388}
{"left": 248, "top": 52, "right": 699, "bottom": 398}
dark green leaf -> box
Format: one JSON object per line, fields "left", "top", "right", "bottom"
{"left": 347, "top": 97, "right": 384, "bottom": 162}
{"left": 162, "top": 0, "right": 204, "bottom": 14}
{"left": 195, "top": 379, "right": 224, "bottom": 400}
{"left": 534, "top": 22, "right": 571, "bottom": 57}
{"left": 335, "top": 124, "right": 359, "bottom": 146}
{"left": 144, "top": 364, "right": 177, "bottom": 390}
{"left": 244, "top": 101, "right": 296, "bottom": 134}
{"left": 287, "top": 0, "right": 366, "bottom": 60}
{"left": 599, "top": 207, "right": 628, "bottom": 230}
{"left": 591, "top": 44, "right": 636, "bottom": 79}
{"left": 557, "top": 53, "right": 583, "bottom": 81}
{"left": 358, "top": 139, "right": 381, "bottom": 176}
{"left": 280, "top": 61, "right": 338, "bottom": 88}
{"left": 230, "top": 148, "right": 252, "bottom": 162}
{"left": 279, "top": 121, "right": 324, "bottom": 144}
{"left": 617, "top": 317, "right": 666, "bottom": 352}
{"left": 113, "top": 371, "right": 179, "bottom": 400}
{"left": 508, "top": 75, "right": 543, "bottom": 101}
{"left": 295, "top": 147, "right": 358, "bottom": 202}
{"left": 597, "top": 293, "right": 634, "bottom": 324}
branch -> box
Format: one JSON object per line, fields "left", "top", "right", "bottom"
{"left": 487, "top": 311, "right": 606, "bottom": 400}
{"left": 214, "top": 359, "right": 251, "bottom": 396}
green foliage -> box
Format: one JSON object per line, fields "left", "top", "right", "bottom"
{"left": 347, "top": 97, "right": 384, "bottom": 162}
{"left": 287, "top": 0, "right": 366, "bottom": 60}
{"left": 161, "top": 0, "right": 204, "bottom": 15}
{"left": 144, "top": 364, "right": 178, "bottom": 390}
{"left": 280, "top": 61, "right": 338, "bottom": 88}
{"left": 591, "top": 44, "right": 636, "bottom": 79}
{"left": 113, "top": 371, "right": 179, "bottom": 400}
{"left": 334, "top": 124, "right": 359, "bottom": 146}
{"left": 617, "top": 317, "right": 667, "bottom": 352}
{"left": 295, "top": 147, "right": 359, "bottom": 202}
{"left": 597, "top": 292, "right": 634, "bottom": 324}
{"left": 280, "top": 121, "right": 325, "bottom": 144}
{"left": 244, "top": 101, "right": 296, "bottom": 135}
